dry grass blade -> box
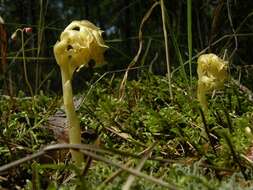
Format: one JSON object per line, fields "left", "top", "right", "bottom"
{"left": 79, "top": 149, "right": 180, "bottom": 189}
{"left": 122, "top": 143, "right": 156, "bottom": 190}
{"left": 226, "top": 0, "right": 238, "bottom": 59}
{"left": 208, "top": 0, "right": 225, "bottom": 50}
{"left": 119, "top": 1, "right": 160, "bottom": 100}
{"left": 101, "top": 159, "right": 135, "bottom": 186}
{"left": 0, "top": 143, "right": 180, "bottom": 189}
{"left": 160, "top": 0, "right": 173, "bottom": 100}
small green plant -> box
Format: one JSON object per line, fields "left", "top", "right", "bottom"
{"left": 197, "top": 53, "right": 228, "bottom": 111}
{"left": 53, "top": 20, "right": 108, "bottom": 166}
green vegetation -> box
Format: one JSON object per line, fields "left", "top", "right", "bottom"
{"left": 0, "top": 0, "right": 253, "bottom": 189}
{"left": 1, "top": 73, "right": 253, "bottom": 189}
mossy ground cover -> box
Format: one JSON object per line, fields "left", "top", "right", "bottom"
{"left": 1, "top": 72, "right": 253, "bottom": 189}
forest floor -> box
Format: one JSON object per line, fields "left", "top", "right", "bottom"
{"left": 1, "top": 72, "right": 253, "bottom": 190}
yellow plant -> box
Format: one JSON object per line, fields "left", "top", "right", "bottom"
{"left": 197, "top": 53, "right": 228, "bottom": 111}
{"left": 53, "top": 20, "right": 108, "bottom": 166}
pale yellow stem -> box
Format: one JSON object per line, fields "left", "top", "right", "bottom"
{"left": 61, "top": 66, "right": 84, "bottom": 166}
{"left": 197, "top": 82, "right": 208, "bottom": 112}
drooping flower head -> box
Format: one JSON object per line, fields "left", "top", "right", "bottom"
{"left": 197, "top": 53, "right": 228, "bottom": 110}
{"left": 53, "top": 20, "right": 108, "bottom": 166}
{"left": 197, "top": 53, "right": 228, "bottom": 93}
{"left": 54, "top": 20, "right": 108, "bottom": 76}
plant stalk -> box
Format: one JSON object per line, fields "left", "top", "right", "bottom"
{"left": 187, "top": 0, "right": 193, "bottom": 90}
{"left": 197, "top": 82, "right": 208, "bottom": 112}
{"left": 21, "top": 30, "right": 33, "bottom": 96}
{"left": 60, "top": 66, "right": 84, "bottom": 166}
{"left": 160, "top": 0, "right": 173, "bottom": 100}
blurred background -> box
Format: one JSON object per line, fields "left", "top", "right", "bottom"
{"left": 0, "top": 0, "right": 252, "bottom": 95}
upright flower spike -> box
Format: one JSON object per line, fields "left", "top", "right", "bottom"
{"left": 54, "top": 20, "right": 108, "bottom": 166}
{"left": 197, "top": 53, "right": 228, "bottom": 111}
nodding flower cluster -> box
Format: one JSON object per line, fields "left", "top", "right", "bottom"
{"left": 11, "top": 27, "right": 33, "bottom": 41}
{"left": 54, "top": 20, "right": 108, "bottom": 77}
{"left": 53, "top": 20, "right": 107, "bottom": 166}
{"left": 197, "top": 53, "right": 228, "bottom": 111}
